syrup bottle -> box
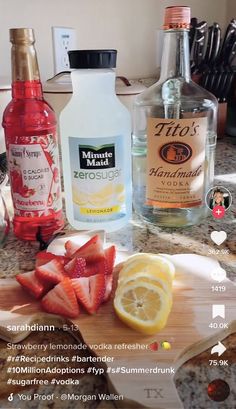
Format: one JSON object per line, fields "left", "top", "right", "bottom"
{"left": 3, "top": 28, "right": 64, "bottom": 241}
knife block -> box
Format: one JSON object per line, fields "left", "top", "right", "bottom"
{"left": 217, "top": 102, "right": 227, "bottom": 139}
{"left": 226, "top": 77, "right": 236, "bottom": 137}
{"left": 192, "top": 74, "right": 226, "bottom": 138}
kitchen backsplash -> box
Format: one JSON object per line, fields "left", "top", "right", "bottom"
{"left": 0, "top": 0, "right": 232, "bottom": 81}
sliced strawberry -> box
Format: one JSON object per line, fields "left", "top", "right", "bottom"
{"left": 84, "top": 260, "right": 107, "bottom": 277}
{"left": 149, "top": 342, "right": 158, "bottom": 352}
{"left": 104, "top": 246, "right": 116, "bottom": 275}
{"left": 36, "top": 259, "right": 65, "bottom": 284}
{"left": 82, "top": 246, "right": 116, "bottom": 277}
{"left": 103, "top": 274, "right": 113, "bottom": 303}
{"left": 72, "top": 274, "right": 105, "bottom": 314}
{"left": 69, "top": 235, "right": 105, "bottom": 263}
{"left": 41, "top": 278, "right": 79, "bottom": 318}
{"left": 16, "top": 270, "right": 49, "bottom": 299}
{"left": 65, "top": 240, "right": 81, "bottom": 258}
{"left": 36, "top": 251, "right": 69, "bottom": 268}
{"left": 64, "top": 257, "right": 86, "bottom": 278}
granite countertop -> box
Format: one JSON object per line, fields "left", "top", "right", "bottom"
{"left": 1, "top": 138, "right": 235, "bottom": 280}
{"left": 109, "top": 137, "right": 236, "bottom": 282}
{"left": 0, "top": 138, "right": 235, "bottom": 409}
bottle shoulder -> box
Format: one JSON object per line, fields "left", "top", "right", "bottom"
{"left": 60, "top": 95, "right": 131, "bottom": 133}
{"left": 3, "top": 98, "right": 57, "bottom": 129}
{"left": 4, "top": 97, "right": 56, "bottom": 113}
{"left": 62, "top": 93, "right": 128, "bottom": 111}
{"left": 135, "top": 79, "right": 218, "bottom": 108}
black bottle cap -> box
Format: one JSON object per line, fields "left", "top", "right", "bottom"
{"left": 68, "top": 49, "right": 117, "bottom": 69}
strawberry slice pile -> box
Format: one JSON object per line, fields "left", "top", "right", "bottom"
{"left": 16, "top": 235, "right": 116, "bottom": 318}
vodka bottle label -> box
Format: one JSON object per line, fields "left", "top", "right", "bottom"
{"left": 146, "top": 117, "right": 207, "bottom": 208}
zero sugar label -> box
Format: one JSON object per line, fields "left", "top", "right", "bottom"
{"left": 69, "top": 136, "right": 126, "bottom": 223}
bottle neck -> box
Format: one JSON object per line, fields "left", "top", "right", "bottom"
{"left": 11, "top": 43, "right": 43, "bottom": 99}
{"left": 160, "top": 29, "right": 191, "bottom": 82}
{"left": 71, "top": 69, "right": 116, "bottom": 97}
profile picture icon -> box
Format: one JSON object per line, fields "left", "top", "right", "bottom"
{"left": 206, "top": 186, "right": 232, "bottom": 211}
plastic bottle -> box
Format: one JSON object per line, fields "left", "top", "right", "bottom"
{"left": 60, "top": 49, "right": 132, "bottom": 232}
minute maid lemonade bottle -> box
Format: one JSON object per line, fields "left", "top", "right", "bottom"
{"left": 60, "top": 50, "right": 132, "bottom": 232}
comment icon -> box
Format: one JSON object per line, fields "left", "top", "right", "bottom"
{"left": 211, "top": 267, "right": 226, "bottom": 283}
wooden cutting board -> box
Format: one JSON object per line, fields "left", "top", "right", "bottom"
{"left": 0, "top": 253, "right": 235, "bottom": 409}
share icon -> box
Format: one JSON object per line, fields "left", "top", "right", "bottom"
{"left": 211, "top": 341, "right": 226, "bottom": 357}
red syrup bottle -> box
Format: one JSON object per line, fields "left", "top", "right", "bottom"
{"left": 3, "top": 28, "right": 64, "bottom": 241}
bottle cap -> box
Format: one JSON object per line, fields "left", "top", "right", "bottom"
{"left": 10, "top": 28, "right": 35, "bottom": 44}
{"left": 68, "top": 50, "right": 117, "bottom": 69}
{"left": 163, "top": 6, "right": 191, "bottom": 30}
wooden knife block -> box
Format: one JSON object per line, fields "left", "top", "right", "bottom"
{"left": 192, "top": 74, "right": 226, "bottom": 138}
{"left": 217, "top": 102, "right": 227, "bottom": 139}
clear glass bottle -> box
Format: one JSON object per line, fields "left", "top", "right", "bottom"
{"left": 133, "top": 6, "right": 217, "bottom": 228}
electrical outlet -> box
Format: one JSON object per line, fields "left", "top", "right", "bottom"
{"left": 52, "top": 27, "right": 76, "bottom": 74}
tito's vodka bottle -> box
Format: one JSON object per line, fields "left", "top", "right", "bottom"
{"left": 133, "top": 6, "right": 217, "bottom": 227}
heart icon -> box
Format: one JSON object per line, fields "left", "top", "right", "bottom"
{"left": 149, "top": 342, "right": 158, "bottom": 352}
{"left": 210, "top": 231, "right": 227, "bottom": 246}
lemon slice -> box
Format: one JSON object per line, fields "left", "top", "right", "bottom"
{"left": 88, "top": 195, "right": 109, "bottom": 207}
{"left": 118, "top": 264, "right": 173, "bottom": 289}
{"left": 72, "top": 188, "right": 88, "bottom": 205}
{"left": 116, "top": 273, "right": 173, "bottom": 309}
{"left": 114, "top": 281, "right": 171, "bottom": 335}
{"left": 121, "top": 253, "right": 175, "bottom": 279}
{"left": 99, "top": 183, "right": 114, "bottom": 197}
{"left": 117, "top": 193, "right": 125, "bottom": 203}
{"left": 115, "top": 184, "right": 125, "bottom": 194}
{"left": 117, "top": 272, "right": 172, "bottom": 304}
{"left": 119, "top": 257, "right": 174, "bottom": 288}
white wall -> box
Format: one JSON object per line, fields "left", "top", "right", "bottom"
{"left": 227, "top": 0, "right": 236, "bottom": 20}
{"left": 0, "top": 0, "right": 228, "bottom": 82}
